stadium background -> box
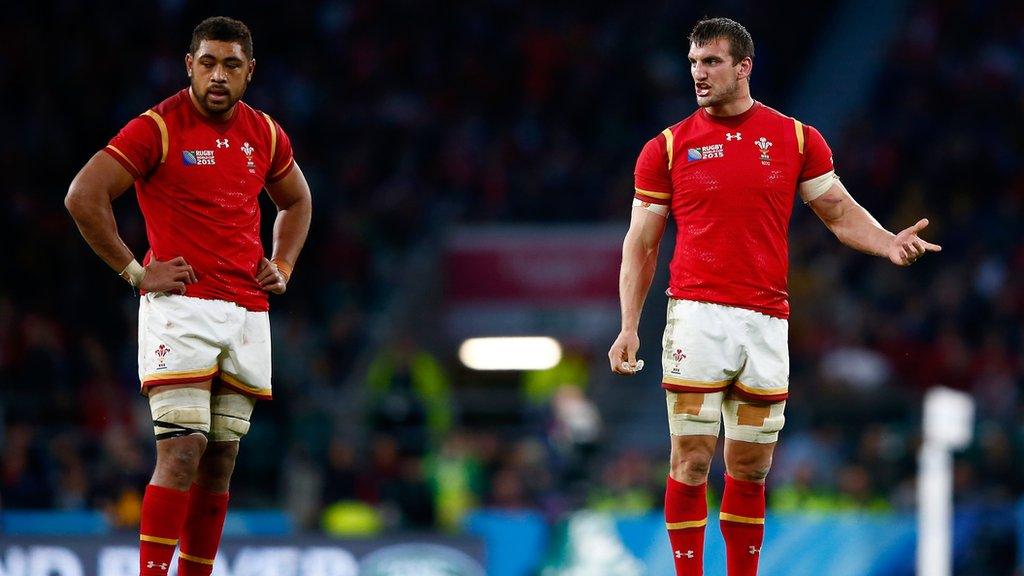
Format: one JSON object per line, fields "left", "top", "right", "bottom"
{"left": 1, "top": 0, "right": 1022, "bottom": 574}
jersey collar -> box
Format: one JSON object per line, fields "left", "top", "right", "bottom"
{"left": 699, "top": 100, "right": 760, "bottom": 127}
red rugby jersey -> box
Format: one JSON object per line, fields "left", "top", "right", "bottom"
{"left": 103, "top": 89, "right": 295, "bottom": 311}
{"left": 634, "top": 102, "right": 833, "bottom": 319}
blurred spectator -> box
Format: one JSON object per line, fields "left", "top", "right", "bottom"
{"left": 367, "top": 337, "right": 452, "bottom": 453}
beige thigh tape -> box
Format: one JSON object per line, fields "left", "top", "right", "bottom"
{"left": 666, "top": 390, "right": 724, "bottom": 437}
{"left": 210, "top": 393, "right": 256, "bottom": 442}
{"left": 722, "top": 396, "right": 786, "bottom": 444}
{"left": 149, "top": 387, "right": 211, "bottom": 439}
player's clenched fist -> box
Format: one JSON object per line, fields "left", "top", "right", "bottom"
{"left": 256, "top": 257, "right": 288, "bottom": 294}
{"left": 140, "top": 256, "right": 197, "bottom": 294}
{"left": 609, "top": 331, "right": 644, "bottom": 375}
{"left": 887, "top": 218, "right": 942, "bottom": 266}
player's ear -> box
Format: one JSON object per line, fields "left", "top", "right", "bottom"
{"left": 247, "top": 58, "right": 255, "bottom": 83}
{"left": 185, "top": 53, "right": 193, "bottom": 78}
{"left": 736, "top": 56, "right": 752, "bottom": 80}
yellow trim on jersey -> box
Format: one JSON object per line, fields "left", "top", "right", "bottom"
{"left": 179, "top": 552, "right": 215, "bottom": 565}
{"left": 261, "top": 112, "right": 278, "bottom": 162}
{"left": 661, "top": 128, "right": 675, "bottom": 170}
{"left": 719, "top": 512, "right": 765, "bottom": 525}
{"left": 734, "top": 381, "right": 789, "bottom": 396}
{"left": 635, "top": 187, "right": 671, "bottom": 200}
{"left": 666, "top": 518, "right": 708, "bottom": 530}
{"left": 140, "top": 534, "right": 178, "bottom": 546}
{"left": 794, "top": 119, "right": 805, "bottom": 154}
{"left": 663, "top": 376, "right": 732, "bottom": 389}
{"left": 142, "top": 110, "right": 169, "bottom": 164}
{"left": 106, "top": 145, "right": 140, "bottom": 175}
{"left": 269, "top": 158, "right": 294, "bottom": 181}
{"left": 143, "top": 365, "right": 219, "bottom": 382}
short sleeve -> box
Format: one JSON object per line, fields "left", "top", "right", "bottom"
{"left": 634, "top": 134, "right": 673, "bottom": 205}
{"left": 265, "top": 116, "right": 295, "bottom": 184}
{"left": 102, "top": 116, "right": 161, "bottom": 179}
{"left": 799, "top": 124, "right": 834, "bottom": 182}
{"left": 797, "top": 123, "right": 838, "bottom": 202}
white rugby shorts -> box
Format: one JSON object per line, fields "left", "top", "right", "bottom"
{"left": 661, "top": 299, "right": 789, "bottom": 402}
{"left": 138, "top": 293, "right": 272, "bottom": 399}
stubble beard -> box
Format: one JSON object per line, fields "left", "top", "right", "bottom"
{"left": 192, "top": 78, "right": 246, "bottom": 117}
{"left": 697, "top": 77, "right": 739, "bottom": 109}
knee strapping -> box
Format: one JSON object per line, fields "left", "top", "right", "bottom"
{"left": 722, "top": 398, "right": 786, "bottom": 444}
{"left": 666, "top": 391, "right": 724, "bottom": 437}
{"left": 210, "top": 393, "right": 255, "bottom": 441}
{"left": 150, "top": 388, "right": 211, "bottom": 440}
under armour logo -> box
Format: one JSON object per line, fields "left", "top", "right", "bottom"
{"left": 216, "top": 138, "right": 230, "bottom": 148}
{"left": 749, "top": 546, "right": 760, "bottom": 555}
{"left": 726, "top": 132, "right": 742, "bottom": 141}
{"left": 146, "top": 561, "right": 169, "bottom": 570}
{"left": 674, "top": 549, "right": 695, "bottom": 559}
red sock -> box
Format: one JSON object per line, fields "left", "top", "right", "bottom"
{"left": 720, "top": 474, "right": 766, "bottom": 576}
{"left": 178, "top": 484, "right": 230, "bottom": 575}
{"left": 665, "top": 475, "right": 707, "bottom": 575}
{"left": 140, "top": 484, "right": 189, "bottom": 576}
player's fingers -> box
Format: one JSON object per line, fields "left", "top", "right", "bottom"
{"left": 625, "top": 347, "right": 638, "bottom": 371}
{"left": 910, "top": 218, "right": 929, "bottom": 233}
{"left": 173, "top": 281, "right": 186, "bottom": 295}
{"left": 609, "top": 347, "right": 626, "bottom": 373}
{"left": 260, "top": 271, "right": 283, "bottom": 286}
{"left": 184, "top": 264, "right": 197, "bottom": 283}
{"left": 923, "top": 241, "right": 942, "bottom": 252}
{"left": 172, "top": 256, "right": 188, "bottom": 266}
{"left": 261, "top": 280, "right": 284, "bottom": 293}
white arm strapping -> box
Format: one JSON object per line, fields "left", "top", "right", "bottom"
{"left": 120, "top": 259, "right": 146, "bottom": 287}
{"left": 632, "top": 198, "right": 669, "bottom": 217}
{"left": 799, "top": 170, "right": 837, "bottom": 203}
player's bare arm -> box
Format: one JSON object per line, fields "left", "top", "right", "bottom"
{"left": 809, "top": 179, "right": 941, "bottom": 266}
{"left": 259, "top": 162, "right": 312, "bottom": 294}
{"left": 65, "top": 152, "right": 197, "bottom": 292}
{"left": 609, "top": 206, "right": 668, "bottom": 375}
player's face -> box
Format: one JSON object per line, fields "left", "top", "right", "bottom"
{"left": 688, "top": 38, "right": 746, "bottom": 108}
{"left": 186, "top": 40, "right": 254, "bottom": 116}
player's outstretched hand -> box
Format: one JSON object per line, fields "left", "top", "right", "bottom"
{"left": 140, "top": 256, "right": 197, "bottom": 295}
{"left": 609, "top": 331, "right": 643, "bottom": 375}
{"left": 887, "top": 218, "right": 942, "bottom": 266}
{"left": 257, "top": 257, "right": 287, "bottom": 294}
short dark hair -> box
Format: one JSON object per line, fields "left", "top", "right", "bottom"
{"left": 689, "top": 17, "right": 754, "bottom": 64}
{"left": 190, "top": 16, "right": 253, "bottom": 60}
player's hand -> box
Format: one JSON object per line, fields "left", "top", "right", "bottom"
{"left": 609, "top": 331, "right": 644, "bottom": 375}
{"left": 140, "top": 256, "right": 197, "bottom": 295}
{"left": 887, "top": 218, "right": 942, "bottom": 266}
{"left": 256, "top": 257, "right": 287, "bottom": 294}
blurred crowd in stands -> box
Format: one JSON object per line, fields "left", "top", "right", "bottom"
{"left": 1, "top": 2, "right": 1021, "bottom": 570}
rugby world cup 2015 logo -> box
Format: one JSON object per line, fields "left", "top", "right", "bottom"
{"left": 155, "top": 344, "right": 171, "bottom": 369}
{"left": 755, "top": 137, "right": 772, "bottom": 165}
{"left": 182, "top": 150, "right": 216, "bottom": 166}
